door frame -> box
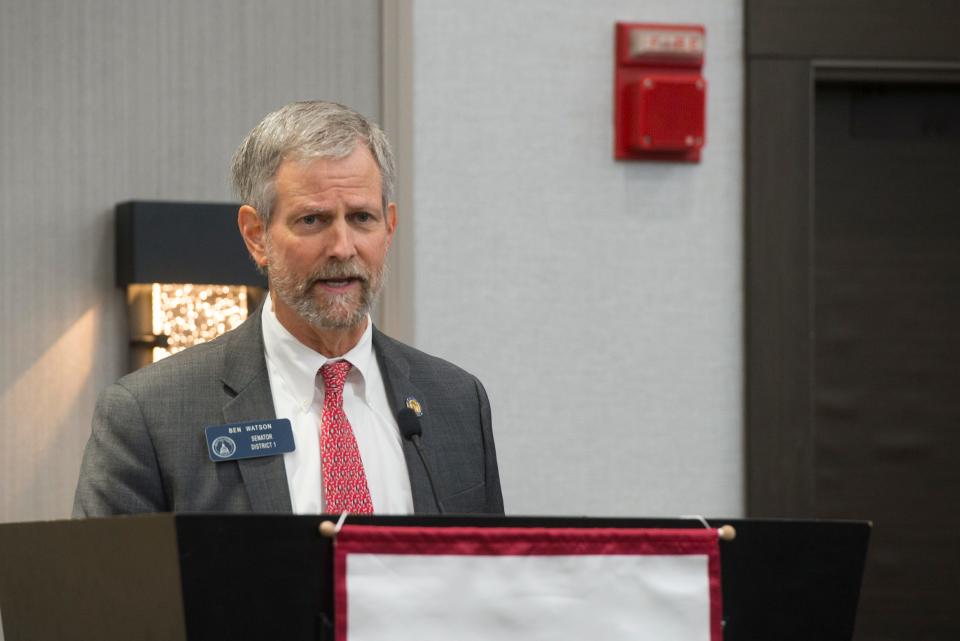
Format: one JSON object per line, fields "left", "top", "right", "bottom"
{"left": 745, "top": 0, "right": 960, "bottom": 516}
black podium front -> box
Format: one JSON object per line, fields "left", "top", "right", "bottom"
{"left": 0, "top": 515, "right": 870, "bottom": 641}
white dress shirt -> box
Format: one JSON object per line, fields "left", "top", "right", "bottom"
{"left": 260, "top": 295, "right": 414, "bottom": 514}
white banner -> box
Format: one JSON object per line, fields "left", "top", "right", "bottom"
{"left": 333, "top": 525, "right": 723, "bottom": 641}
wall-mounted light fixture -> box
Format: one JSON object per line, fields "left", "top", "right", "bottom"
{"left": 116, "top": 201, "right": 267, "bottom": 370}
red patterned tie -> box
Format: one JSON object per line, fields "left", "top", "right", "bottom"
{"left": 319, "top": 361, "right": 374, "bottom": 513}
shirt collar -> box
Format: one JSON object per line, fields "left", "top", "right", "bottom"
{"left": 261, "top": 294, "right": 375, "bottom": 406}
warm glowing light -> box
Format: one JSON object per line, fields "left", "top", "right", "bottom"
{"left": 150, "top": 283, "right": 249, "bottom": 362}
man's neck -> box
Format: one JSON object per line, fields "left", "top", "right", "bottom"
{"left": 271, "top": 294, "right": 367, "bottom": 358}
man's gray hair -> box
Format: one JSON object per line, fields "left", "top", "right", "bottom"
{"left": 231, "top": 101, "right": 395, "bottom": 224}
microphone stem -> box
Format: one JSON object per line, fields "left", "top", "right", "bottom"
{"left": 412, "top": 435, "right": 446, "bottom": 514}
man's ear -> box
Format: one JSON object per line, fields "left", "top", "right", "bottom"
{"left": 238, "top": 205, "right": 268, "bottom": 268}
{"left": 385, "top": 202, "right": 397, "bottom": 251}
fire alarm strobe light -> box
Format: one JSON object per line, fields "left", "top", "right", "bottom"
{"left": 614, "top": 22, "right": 706, "bottom": 162}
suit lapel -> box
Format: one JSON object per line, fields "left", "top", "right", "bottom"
{"left": 220, "top": 309, "right": 293, "bottom": 513}
{"left": 372, "top": 328, "right": 442, "bottom": 514}
{"left": 220, "top": 318, "right": 439, "bottom": 514}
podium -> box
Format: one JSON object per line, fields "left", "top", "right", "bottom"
{"left": 0, "top": 515, "right": 870, "bottom": 641}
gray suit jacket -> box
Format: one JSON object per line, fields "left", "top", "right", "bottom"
{"left": 73, "top": 311, "right": 503, "bottom": 516}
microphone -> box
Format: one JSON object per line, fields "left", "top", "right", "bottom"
{"left": 397, "top": 408, "right": 446, "bottom": 514}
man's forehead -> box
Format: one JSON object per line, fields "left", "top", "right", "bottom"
{"left": 278, "top": 150, "right": 380, "bottom": 186}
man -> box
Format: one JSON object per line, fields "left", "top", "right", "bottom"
{"left": 73, "top": 101, "right": 503, "bottom": 516}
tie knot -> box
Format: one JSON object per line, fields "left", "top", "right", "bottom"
{"left": 320, "top": 360, "right": 352, "bottom": 396}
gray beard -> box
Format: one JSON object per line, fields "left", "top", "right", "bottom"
{"left": 267, "top": 256, "right": 385, "bottom": 330}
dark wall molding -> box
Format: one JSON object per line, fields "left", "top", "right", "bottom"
{"left": 747, "top": 0, "right": 960, "bottom": 60}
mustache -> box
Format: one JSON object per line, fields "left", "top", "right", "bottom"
{"left": 302, "top": 260, "right": 369, "bottom": 289}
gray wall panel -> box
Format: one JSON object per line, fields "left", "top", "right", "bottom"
{"left": 0, "top": 0, "right": 381, "bottom": 525}
{"left": 409, "top": 1, "right": 744, "bottom": 517}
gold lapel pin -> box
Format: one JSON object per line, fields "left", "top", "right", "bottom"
{"left": 405, "top": 397, "right": 423, "bottom": 417}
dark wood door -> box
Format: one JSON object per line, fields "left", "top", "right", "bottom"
{"left": 814, "top": 81, "right": 960, "bottom": 640}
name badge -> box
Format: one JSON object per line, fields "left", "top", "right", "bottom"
{"left": 205, "top": 419, "right": 295, "bottom": 462}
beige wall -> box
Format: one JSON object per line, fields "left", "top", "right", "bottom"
{"left": 0, "top": 0, "right": 382, "bottom": 525}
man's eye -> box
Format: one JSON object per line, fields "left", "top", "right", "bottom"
{"left": 300, "top": 215, "right": 318, "bottom": 225}
{"left": 354, "top": 212, "right": 374, "bottom": 223}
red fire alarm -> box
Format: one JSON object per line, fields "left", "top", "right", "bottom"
{"left": 614, "top": 22, "right": 706, "bottom": 162}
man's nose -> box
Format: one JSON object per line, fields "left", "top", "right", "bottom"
{"left": 327, "top": 218, "right": 357, "bottom": 260}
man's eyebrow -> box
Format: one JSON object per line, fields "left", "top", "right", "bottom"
{"left": 290, "top": 207, "right": 333, "bottom": 216}
{"left": 346, "top": 202, "right": 384, "bottom": 214}
{"left": 285, "top": 198, "right": 382, "bottom": 217}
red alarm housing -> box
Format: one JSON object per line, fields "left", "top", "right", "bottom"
{"left": 614, "top": 22, "right": 706, "bottom": 162}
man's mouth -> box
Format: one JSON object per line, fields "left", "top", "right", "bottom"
{"left": 313, "top": 276, "right": 363, "bottom": 290}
